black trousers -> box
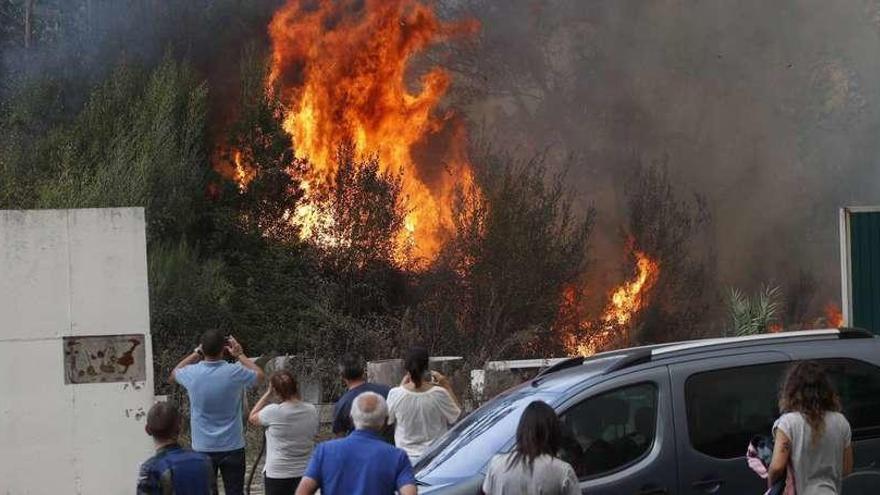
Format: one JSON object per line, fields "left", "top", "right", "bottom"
{"left": 204, "top": 448, "right": 246, "bottom": 495}
{"left": 264, "top": 475, "right": 301, "bottom": 495}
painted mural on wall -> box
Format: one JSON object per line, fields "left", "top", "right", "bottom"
{"left": 63, "top": 334, "right": 146, "bottom": 384}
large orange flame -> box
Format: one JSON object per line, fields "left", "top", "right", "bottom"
{"left": 233, "top": 150, "right": 256, "bottom": 192}
{"left": 602, "top": 251, "right": 659, "bottom": 327}
{"left": 824, "top": 302, "right": 843, "bottom": 327}
{"left": 266, "top": 0, "right": 478, "bottom": 264}
{"left": 563, "top": 250, "right": 660, "bottom": 356}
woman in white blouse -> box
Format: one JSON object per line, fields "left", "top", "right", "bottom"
{"left": 387, "top": 346, "right": 462, "bottom": 463}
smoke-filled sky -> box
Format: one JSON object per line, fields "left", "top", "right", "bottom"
{"left": 4, "top": 0, "right": 879, "bottom": 311}
{"left": 444, "top": 0, "right": 880, "bottom": 306}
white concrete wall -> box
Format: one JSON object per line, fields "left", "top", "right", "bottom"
{"left": 0, "top": 208, "right": 155, "bottom": 495}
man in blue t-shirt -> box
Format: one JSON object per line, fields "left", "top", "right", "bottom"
{"left": 138, "top": 401, "right": 212, "bottom": 494}
{"left": 331, "top": 353, "right": 390, "bottom": 436}
{"left": 296, "top": 392, "right": 417, "bottom": 495}
{"left": 170, "top": 329, "right": 264, "bottom": 495}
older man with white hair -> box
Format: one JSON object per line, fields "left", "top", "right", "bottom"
{"left": 296, "top": 392, "right": 417, "bottom": 495}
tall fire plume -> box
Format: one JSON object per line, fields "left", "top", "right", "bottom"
{"left": 561, "top": 249, "right": 661, "bottom": 356}
{"left": 265, "top": 0, "right": 479, "bottom": 264}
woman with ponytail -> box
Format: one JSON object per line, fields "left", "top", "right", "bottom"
{"left": 769, "top": 361, "right": 853, "bottom": 494}
{"left": 387, "top": 346, "right": 462, "bottom": 463}
{"left": 248, "top": 370, "right": 318, "bottom": 494}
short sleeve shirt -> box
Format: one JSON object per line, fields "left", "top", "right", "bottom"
{"left": 386, "top": 386, "right": 461, "bottom": 461}
{"left": 482, "top": 453, "right": 580, "bottom": 495}
{"left": 258, "top": 401, "right": 319, "bottom": 478}
{"left": 174, "top": 360, "right": 257, "bottom": 452}
{"left": 773, "top": 411, "right": 851, "bottom": 495}
{"left": 332, "top": 382, "right": 391, "bottom": 435}
{"left": 303, "top": 430, "right": 415, "bottom": 495}
{"left": 137, "top": 444, "right": 212, "bottom": 495}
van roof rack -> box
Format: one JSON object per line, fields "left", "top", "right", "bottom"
{"left": 536, "top": 328, "right": 875, "bottom": 381}
{"left": 535, "top": 356, "right": 584, "bottom": 378}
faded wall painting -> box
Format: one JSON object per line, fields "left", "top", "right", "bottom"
{"left": 63, "top": 334, "right": 146, "bottom": 384}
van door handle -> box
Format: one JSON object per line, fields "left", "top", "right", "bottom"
{"left": 637, "top": 485, "right": 667, "bottom": 495}
{"left": 691, "top": 478, "right": 723, "bottom": 493}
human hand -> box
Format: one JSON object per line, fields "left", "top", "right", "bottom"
{"left": 431, "top": 371, "right": 449, "bottom": 386}
{"left": 225, "top": 336, "right": 243, "bottom": 358}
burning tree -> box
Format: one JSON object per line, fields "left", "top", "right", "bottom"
{"left": 624, "top": 165, "right": 717, "bottom": 344}
{"left": 561, "top": 247, "right": 662, "bottom": 356}
{"left": 314, "top": 145, "right": 412, "bottom": 317}
{"left": 217, "top": 45, "right": 303, "bottom": 244}
{"left": 265, "top": 0, "right": 479, "bottom": 265}
{"left": 560, "top": 164, "right": 717, "bottom": 355}
{"left": 408, "top": 150, "right": 595, "bottom": 363}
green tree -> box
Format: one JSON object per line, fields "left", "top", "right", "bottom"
{"left": 726, "top": 284, "right": 783, "bottom": 336}
{"left": 21, "top": 55, "right": 211, "bottom": 244}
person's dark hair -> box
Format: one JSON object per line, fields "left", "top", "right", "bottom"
{"left": 404, "top": 346, "right": 430, "bottom": 388}
{"left": 145, "top": 402, "right": 181, "bottom": 440}
{"left": 779, "top": 361, "right": 841, "bottom": 441}
{"left": 508, "top": 401, "right": 562, "bottom": 472}
{"left": 270, "top": 370, "right": 299, "bottom": 400}
{"left": 339, "top": 353, "right": 365, "bottom": 381}
{"left": 200, "top": 329, "right": 225, "bottom": 358}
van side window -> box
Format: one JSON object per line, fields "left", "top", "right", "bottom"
{"left": 685, "top": 362, "right": 787, "bottom": 459}
{"left": 685, "top": 358, "right": 880, "bottom": 459}
{"left": 822, "top": 358, "right": 880, "bottom": 440}
{"left": 560, "top": 383, "right": 657, "bottom": 479}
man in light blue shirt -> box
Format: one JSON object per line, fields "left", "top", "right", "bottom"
{"left": 171, "top": 329, "right": 264, "bottom": 495}
{"left": 296, "top": 392, "right": 417, "bottom": 495}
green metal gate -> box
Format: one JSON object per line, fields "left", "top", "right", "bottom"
{"left": 841, "top": 207, "right": 880, "bottom": 335}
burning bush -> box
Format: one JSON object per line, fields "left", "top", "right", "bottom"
{"left": 408, "top": 150, "right": 595, "bottom": 363}
{"left": 624, "top": 165, "right": 718, "bottom": 344}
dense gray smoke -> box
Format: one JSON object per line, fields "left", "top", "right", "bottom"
{"left": 442, "top": 0, "right": 880, "bottom": 311}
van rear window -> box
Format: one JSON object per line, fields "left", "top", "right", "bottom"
{"left": 685, "top": 358, "right": 880, "bottom": 459}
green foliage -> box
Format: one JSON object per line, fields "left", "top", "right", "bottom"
{"left": 223, "top": 44, "right": 302, "bottom": 243}
{"left": 0, "top": 54, "right": 212, "bottom": 246}
{"left": 0, "top": 77, "right": 68, "bottom": 208}
{"left": 222, "top": 237, "right": 317, "bottom": 353}
{"left": 726, "top": 284, "right": 783, "bottom": 336}
{"left": 149, "top": 241, "right": 233, "bottom": 393}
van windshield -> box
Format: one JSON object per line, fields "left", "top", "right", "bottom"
{"left": 414, "top": 387, "right": 559, "bottom": 485}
